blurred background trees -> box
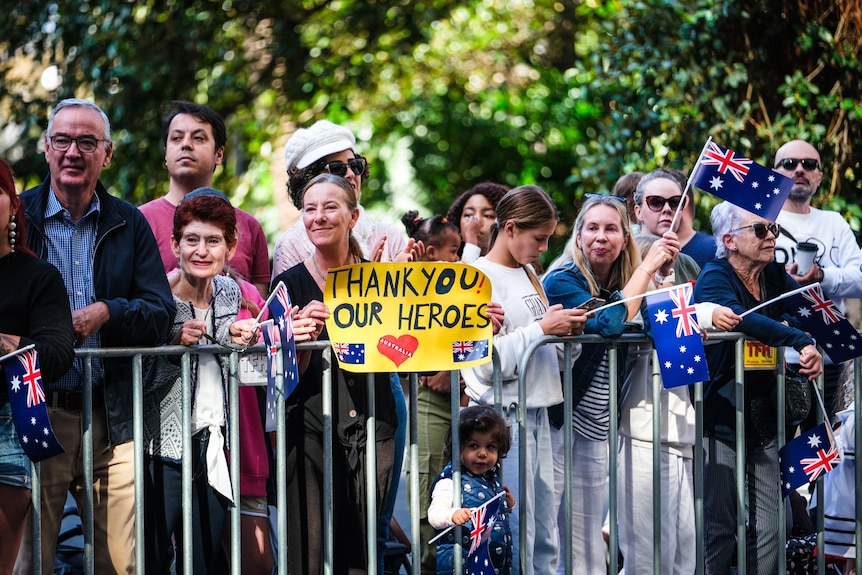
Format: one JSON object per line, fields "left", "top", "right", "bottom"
{"left": 2, "top": 0, "right": 860, "bottom": 263}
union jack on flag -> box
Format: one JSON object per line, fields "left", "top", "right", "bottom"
{"left": 800, "top": 283, "right": 843, "bottom": 324}
{"left": 700, "top": 140, "right": 753, "bottom": 183}
{"left": 669, "top": 284, "right": 700, "bottom": 338}
{"left": 466, "top": 491, "right": 505, "bottom": 575}
{"left": 779, "top": 422, "right": 841, "bottom": 497}
{"left": 691, "top": 139, "right": 792, "bottom": 221}
{"left": 785, "top": 283, "right": 862, "bottom": 363}
{"left": 16, "top": 349, "right": 45, "bottom": 408}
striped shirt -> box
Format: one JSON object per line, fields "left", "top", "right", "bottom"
{"left": 43, "top": 189, "right": 103, "bottom": 390}
{"left": 572, "top": 350, "right": 610, "bottom": 441}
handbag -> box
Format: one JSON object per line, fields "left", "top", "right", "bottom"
{"left": 776, "top": 366, "right": 812, "bottom": 426}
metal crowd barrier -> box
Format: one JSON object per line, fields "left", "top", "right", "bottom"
{"left": 24, "top": 334, "right": 860, "bottom": 574}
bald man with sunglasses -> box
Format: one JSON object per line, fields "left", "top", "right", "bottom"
{"left": 773, "top": 139, "right": 862, "bottom": 426}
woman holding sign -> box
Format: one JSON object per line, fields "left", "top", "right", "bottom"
{"left": 0, "top": 158, "right": 74, "bottom": 572}
{"left": 460, "top": 185, "right": 588, "bottom": 575}
{"left": 271, "top": 173, "right": 399, "bottom": 574}
{"left": 693, "top": 200, "right": 822, "bottom": 575}
{"left": 542, "top": 193, "right": 679, "bottom": 574}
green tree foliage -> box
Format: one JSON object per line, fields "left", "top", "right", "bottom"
{"left": 2, "top": 0, "right": 860, "bottom": 259}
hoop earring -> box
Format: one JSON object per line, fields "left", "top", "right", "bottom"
{"left": 8, "top": 213, "right": 16, "bottom": 253}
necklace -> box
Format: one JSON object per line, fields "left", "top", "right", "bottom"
{"left": 311, "top": 254, "right": 327, "bottom": 283}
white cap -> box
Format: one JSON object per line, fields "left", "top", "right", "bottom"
{"left": 283, "top": 120, "right": 355, "bottom": 172}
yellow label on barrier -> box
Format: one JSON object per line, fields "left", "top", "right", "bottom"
{"left": 323, "top": 262, "right": 494, "bottom": 373}
{"left": 743, "top": 341, "right": 777, "bottom": 369}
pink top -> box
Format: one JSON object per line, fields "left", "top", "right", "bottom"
{"left": 140, "top": 197, "right": 271, "bottom": 286}
{"left": 234, "top": 278, "right": 270, "bottom": 497}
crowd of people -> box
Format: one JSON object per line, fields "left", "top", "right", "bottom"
{"left": 0, "top": 95, "right": 858, "bottom": 575}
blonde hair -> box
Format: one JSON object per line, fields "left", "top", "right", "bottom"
{"left": 569, "top": 194, "right": 641, "bottom": 295}
{"left": 489, "top": 185, "right": 559, "bottom": 303}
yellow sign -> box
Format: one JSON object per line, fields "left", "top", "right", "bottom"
{"left": 323, "top": 262, "right": 494, "bottom": 373}
{"left": 743, "top": 341, "right": 777, "bottom": 370}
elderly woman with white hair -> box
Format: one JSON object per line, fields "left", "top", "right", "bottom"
{"left": 692, "top": 200, "right": 822, "bottom": 575}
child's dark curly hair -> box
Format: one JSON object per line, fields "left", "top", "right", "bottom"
{"left": 443, "top": 405, "right": 511, "bottom": 462}
{"left": 400, "top": 210, "right": 460, "bottom": 247}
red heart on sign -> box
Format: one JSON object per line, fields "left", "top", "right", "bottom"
{"left": 377, "top": 335, "right": 419, "bottom": 368}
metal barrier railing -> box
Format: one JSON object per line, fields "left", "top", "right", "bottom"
{"left": 23, "top": 334, "right": 860, "bottom": 574}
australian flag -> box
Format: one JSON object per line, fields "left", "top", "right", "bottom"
{"left": 691, "top": 140, "right": 792, "bottom": 221}
{"left": 265, "top": 282, "right": 300, "bottom": 432}
{"left": 779, "top": 422, "right": 841, "bottom": 497}
{"left": 466, "top": 492, "right": 505, "bottom": 575}
{"left": 785, "top": 284, "right": 862, "bottom": 363}
{"left": 452, "top": 339, "right": 490, "bottom": 363}
{"left": 1, "top": 346, "right": 64, "bottom": 461}
{"left": 645, "top": 284, "right": 710, "bottom": 388}
{"left": 334, "top": 343, "right": 366, "bottom": 365}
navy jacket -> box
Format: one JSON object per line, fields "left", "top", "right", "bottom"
{"left": 693, "top": 258, "right": 813, "bottom": 446}
{"left": 22, "top": 176, "right": 175, "bottom": 445}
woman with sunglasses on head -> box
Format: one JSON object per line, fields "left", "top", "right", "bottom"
{"left": 693, "top": 200, "right": 823, "bottom": 575}
{"left": 542, "top": 193, "right": 679, "bottom": 574}
{"left": 271, "top": 120, "right": 413, "bottom": 278}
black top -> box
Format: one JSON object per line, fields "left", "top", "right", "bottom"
{"left": 272, "top": 262, "right": 397, "bottom": 443}
{"left": 693, "top": 258, "right": 814, "bottom": 445}
{"left": 0, "top": 251, "right": 75, "bottom": 388}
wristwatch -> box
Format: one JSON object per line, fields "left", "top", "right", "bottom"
{"left": 655, "top": 269, "right": 676, "bottom": 285}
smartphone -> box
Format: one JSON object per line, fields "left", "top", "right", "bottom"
{"left": 576, "top": 297, "right": 606, "bottom": 311}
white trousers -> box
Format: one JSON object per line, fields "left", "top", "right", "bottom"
{"left": 617, "top": 437, "right": 695, "bottom": 575}
{"left": 552, "top": 426, "right": 608, "bottom": 575}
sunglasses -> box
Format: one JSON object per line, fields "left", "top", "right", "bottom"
{"left": 323, "top": 156, "right": 367, "bottom": 177}
{"left": 644, "top": 195, "right": 684, "bottom": 212}
{"left": 775, "top": 158, "right": 820, "bottom": 171}
{"left": 585, "top": 193, "right": 627, "bottom": 202}
{"left": 731, "top": 222, "right": 780, "bottom": 239}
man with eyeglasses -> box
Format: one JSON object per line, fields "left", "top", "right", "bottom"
{"left": 773, "top": 139, "right": 862, "bottom": 427}
{"left": 15, "top": 98, "right": 175, "bottom": 575}
{"left": 633, "top": 168, "right": 715, "bottom": 269}
{"left": 139, "top": 101, "right": 271, "bottom": 298}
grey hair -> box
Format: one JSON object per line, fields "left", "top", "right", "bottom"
{"left": 47, "top": 98, "right": 112, "bottom": 143}
{"left": 709, "top": 201, "right": 746, "bottom": 259}
{"left": 632, "top": 168, "right": 684, "bottom": 207}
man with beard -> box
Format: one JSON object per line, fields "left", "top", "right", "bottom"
{"left": 774, "top": 139, "right": 862, "bottom": 424}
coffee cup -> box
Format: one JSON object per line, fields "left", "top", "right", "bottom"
{"left": 794, "top": 242, "right": 818, "bottom": 275}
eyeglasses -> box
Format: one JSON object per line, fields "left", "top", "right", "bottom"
{"left": 731, "top": 222, "right": 780, "bottom": 239}
{"left": 585, "top": 193, "right": 627, "bottom": 202}
{"left": 324, "top": 157, "right": 367, "bottom": 178}
{"left": 644, "top": 195, "right": 684, "bottom": 212}
{"left": 48, "top": 135, "right": 108, "bottom": 154}
{"left": 775, "top": 158, "right": 820, "bottom": 171}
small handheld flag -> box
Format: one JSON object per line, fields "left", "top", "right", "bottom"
{"left": 691, "top": 139, "right": 792, "bottom": 221}
{"left": 264, "top": 282, "right": 300, "bottom": 432}
{"left": 784, "top": 283, "right": 862, "bottom": 363}
{"left": 645, "top": 283, "right": 710, "bottom": 388}
{"left": 1, "top": 346, "right": 64, "bottom": 461}
{"left": 779, "top": 422, "right": 840, "bottom": 497}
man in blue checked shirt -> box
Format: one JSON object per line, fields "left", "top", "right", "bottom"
{"left": 15, "top": 98, "right": 174, "bottom": 575}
